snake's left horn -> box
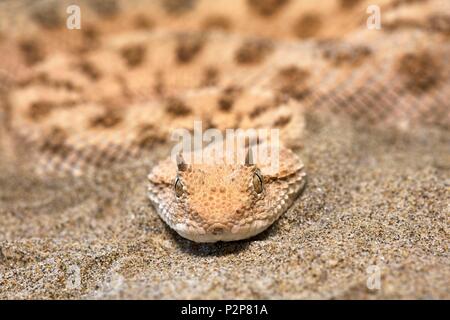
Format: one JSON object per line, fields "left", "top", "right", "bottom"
{"left": 245, "top": 147, "right": 254, "bottom": 166}
{"left": 176, "top": 152, "right": 188, "bottom": 171}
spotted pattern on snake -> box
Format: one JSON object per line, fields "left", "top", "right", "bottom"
{"left": 0, "top": 0, "right": 449, "bottom": 242}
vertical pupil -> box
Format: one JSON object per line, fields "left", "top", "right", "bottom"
{"left": 253, "top": 173, "right": 263, "bottom": 193}
{"left": 175, "top": 179, "right": 183, "bottom": 196}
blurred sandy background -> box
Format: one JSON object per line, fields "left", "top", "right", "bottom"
{"left": 0, "top": 0, "right": 449, "bottom": 299}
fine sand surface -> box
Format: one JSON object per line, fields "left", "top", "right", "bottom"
{"left": 0, "top": 113, "right": 448, "bottom": 299}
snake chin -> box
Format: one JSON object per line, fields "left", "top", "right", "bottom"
{"left": 172, "top": 220, "right": 273, "bottom": 243}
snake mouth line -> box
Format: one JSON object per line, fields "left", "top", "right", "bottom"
{"left": 173, "top": 219, "right": 273, "bottom": 243}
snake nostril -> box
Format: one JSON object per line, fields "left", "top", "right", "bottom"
{"left": 209, "top": 224, "right": 227, "bottom": 235}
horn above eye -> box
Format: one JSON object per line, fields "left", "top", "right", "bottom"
{"left": 245, "top": 147, "right": 254, "bottom": 166}
{"left": 176, "top": 152, "right": 188, "bottom": 171}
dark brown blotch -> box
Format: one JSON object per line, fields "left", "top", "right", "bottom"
{"left": 29, "top": 73, "right": 79, "bottom": 91}
{"left": 89, "top": 0, "right": 120, "bottom": 18}
{"left": 339, "top": 0, "right": 361, "bottom": 9}
{"left": 82, "top": 25, "right": 100, "bottom": 43}
{"left": 135, "top": 123, "right": 167, "bottom": 149}
{"left": 153, "top": 70, "right": 166, "bottom": 95}
{"left": 322, "top": 43, "right": 372, "bottom": 66}
{"left": 273, "top": 114, "right": 292, "bottom": 127}
{"left": 272, "top": 65, "right": 310, "bottom": 100}
{"left": 201, "top": 15, "right": 232, "bottom": 31}
{"left": 200, "top": 66, "right": 220, "bottom": 87}
{"left": 28, "top": 101, "right": 55, "bottom": 120}
{"left": 397, "top": 51, "right": 441, "bottom": 93}
{"left": 90, "top": 109, "right": 123, "bottom": 128}
{"left": 249, "top": 104, "right": 270, "bottom": 119}
{"left": 162, "top": 0, "right": 197, "bottom": 15}
{"left": 234, "top": 39, "right": 273, "bottom": 65}
{"left": 175, "top": 34, "right": 205, "bottom": 64}
{"left": 293, "top": 13, "right": 322, "bottom": 39}
{"left": 133, "top": 14, "right": 155, "bottom": 30}
{"left": 199, "top": 117, "right": 217, "bottom": 131}
{"left": 77, "top": 61, "right": 102, "bottom": 80}
{"left": 427, "top": 14, "right": 450, "bottom": 36}
{"left": 165, "top": 96, "right": 191, "bottom": 116}
{"left": 217, "top": 86, "right": 242, "bottom": 111}
{"left": 39, "top": 127, "right": 71, "bottom": 157}
{"left": 246, "top": 0, "right": 290, "bottom": 17}
{"left": 390, "top": 0, "right": 429, "bottom": 9}
{"left": 78, "top": 25, "right": 101, "bottom": 53}
{"left": 30, "top": 4, "right": 63, "bottom": 29}
{"left": 383, "top": 18, "right": 424, "bottom": 31}
{"left": 120, "top": 44, "right": 147, "bottom": 68}
{"left": 18, "top": 73, "right": 80, "bottom": 93}
{"left": 19, "top": 39, "right": 45, "bottom": 66}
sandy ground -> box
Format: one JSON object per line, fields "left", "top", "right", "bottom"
{"left": 0, "top": 112, "right": 448, "bottom": 299}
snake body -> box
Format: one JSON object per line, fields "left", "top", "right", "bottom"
{"left": 0, "top": 0, "right": 448, "bottom": 242}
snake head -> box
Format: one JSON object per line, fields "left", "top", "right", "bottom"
{"left": 147, "top": 145, "right": 305, "bottom": 242}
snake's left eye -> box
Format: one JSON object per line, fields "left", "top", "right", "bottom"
{"left": 252, "top": 172, "right": 263, "bottom": 194}
{"left": 174, "top": 178, "right": 184, "bottom": 197}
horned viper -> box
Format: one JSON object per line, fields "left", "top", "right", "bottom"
{"left": 0, "top": 0, "right": 448, "bottom": 242}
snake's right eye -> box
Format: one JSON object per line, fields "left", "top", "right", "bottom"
{"left": 174, "top": 178, "right": 184, "bottom": 197}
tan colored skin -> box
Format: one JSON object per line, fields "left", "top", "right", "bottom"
{"left": 147, "top": 145, "right": 306, "bottom": 242}
{"left": 1, "top": 0, "right": 448, "bottom": 241}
